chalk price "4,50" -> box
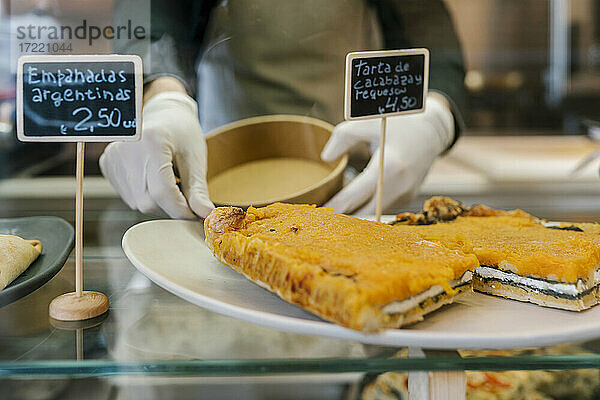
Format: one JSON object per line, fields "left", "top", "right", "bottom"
{"left": 378, "top": 95, "right": 418, "bottom": 114}
{"left": 63, "top": 106, "right": 136, "bottom": 135}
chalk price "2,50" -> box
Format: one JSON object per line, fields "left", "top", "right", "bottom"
{"left": 61, "top": 106, "right": 136, "bottom": 134}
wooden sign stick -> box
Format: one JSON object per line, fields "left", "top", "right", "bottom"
{"left": 75, "top": 142, "right": 84, "bottom": 296}
{"left": 375, "top": 117, "right": 386, "bottom": 222}
{"left": 49, "top": 143, "right": 109, "bottom": 321}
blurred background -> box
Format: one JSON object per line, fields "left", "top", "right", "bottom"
{"left": 1, "top": 0, "right": 600, "bottom": 218}
{"left": 448, "top": 0, "right": 600, "bottom": 134}
{"left": 0, "top": 0, "right": 599, "bottom": 173}
{"left": 1, "top": 0, "right": 600, "bottom": 177}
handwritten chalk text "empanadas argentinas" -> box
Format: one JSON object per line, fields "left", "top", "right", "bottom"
{"left": 25, "top": 66, "right": 132, "bottom": 108}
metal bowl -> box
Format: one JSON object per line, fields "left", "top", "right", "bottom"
{"left": 206, "top": 115, "right": 347, "bottom": 208}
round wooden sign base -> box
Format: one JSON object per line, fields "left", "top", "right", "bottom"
{"left": 49, "top": 291, "right": 109, "bottom": 321}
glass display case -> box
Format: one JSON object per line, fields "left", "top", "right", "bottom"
{"left": 1, "top": 173, "right": 600, "bottom": 399}
{"left": 3, "top": 1, "right": 600, "bottom": 399}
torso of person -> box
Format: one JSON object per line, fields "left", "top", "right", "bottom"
{"left": 196, "top": 0, "right": 383, "bottom": 133}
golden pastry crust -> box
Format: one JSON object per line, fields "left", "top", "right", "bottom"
{"left": 0, "top": 235, "right": 42, "bottom": 290}
{"left": 423, "top": 196, "right": 469, "bottom": 220}
{"left": 392, "top": 196, "right": 536, "bottom": 225}
{"left": 204, "top": 203, "right": 478, "bottom": 332}
{"left": 391, "top": 196, "right": 600, "bottom": 311}
{"left": 393, "top": 200, "right": 600, "bottom": 283}
{"left": 394, "top": 215, "right": 600, "bottom": 283}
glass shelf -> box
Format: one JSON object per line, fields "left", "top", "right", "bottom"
{"left": 2, "top": 355, "right": 600, "bottom": 378}
{"left": 1, "top": 197, "right": 600, "bottom": 381}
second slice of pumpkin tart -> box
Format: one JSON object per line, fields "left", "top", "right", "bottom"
{"left": 204, "top": 203, "right": 478, "bottom": 332}
{"left": 392, "top": 197, "right": 600, "bottom": 311}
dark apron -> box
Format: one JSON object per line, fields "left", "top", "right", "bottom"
{"left": 196, "top": 0, "right": 382, "bottom": 132}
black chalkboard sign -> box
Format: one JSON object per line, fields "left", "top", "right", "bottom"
{"left": 344, "top": 49, "right": 429, "bottom": 120}
{"left": 17, "top": 55, "right": 142, "bottom": 142}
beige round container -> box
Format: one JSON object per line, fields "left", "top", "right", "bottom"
{"left": 206, "top": 115, "right": 347, "bottom": 208}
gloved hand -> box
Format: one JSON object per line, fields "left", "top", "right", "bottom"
{"left": 99, "top": 91, "right": 214, "bottom": 219}
{"left": 321, "top": 95, "right": 454, "bottom": 215}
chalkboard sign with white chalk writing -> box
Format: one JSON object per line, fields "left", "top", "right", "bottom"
{"left": 344, "top": 49, "right": 429, "bottom": 120}
{"left": 16, "top": 55, "right": 142, "bottom": 142}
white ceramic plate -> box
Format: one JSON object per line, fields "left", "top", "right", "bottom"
{"left": 122, "top": 219, "right": 600, "bottom": 350}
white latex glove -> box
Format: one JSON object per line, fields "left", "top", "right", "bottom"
{"left": 99, "top": 92, "right": 214, "bottom": 219}
{"left": 321, "top": 95, "right": 454, "bottom": 215}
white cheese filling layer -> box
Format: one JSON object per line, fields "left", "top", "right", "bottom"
{"left": 382, "top": 271, "right": 473, "bottom": 315}
{"left": 475, "top": 264, "right": 600, "bottom": 297}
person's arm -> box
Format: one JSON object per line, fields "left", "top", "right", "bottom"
{"left": 100, "top": 0, "right": 216, "bottom": 219}
{"left": 371, "top": 0, "right": 466, "bottom": 150}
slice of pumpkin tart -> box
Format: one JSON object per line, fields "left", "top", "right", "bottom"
{"left": 392, "top": 197, "right": 600, "bottom": 311}
{"left": 204, "top": 203, "right": 478, "bottom": 332}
